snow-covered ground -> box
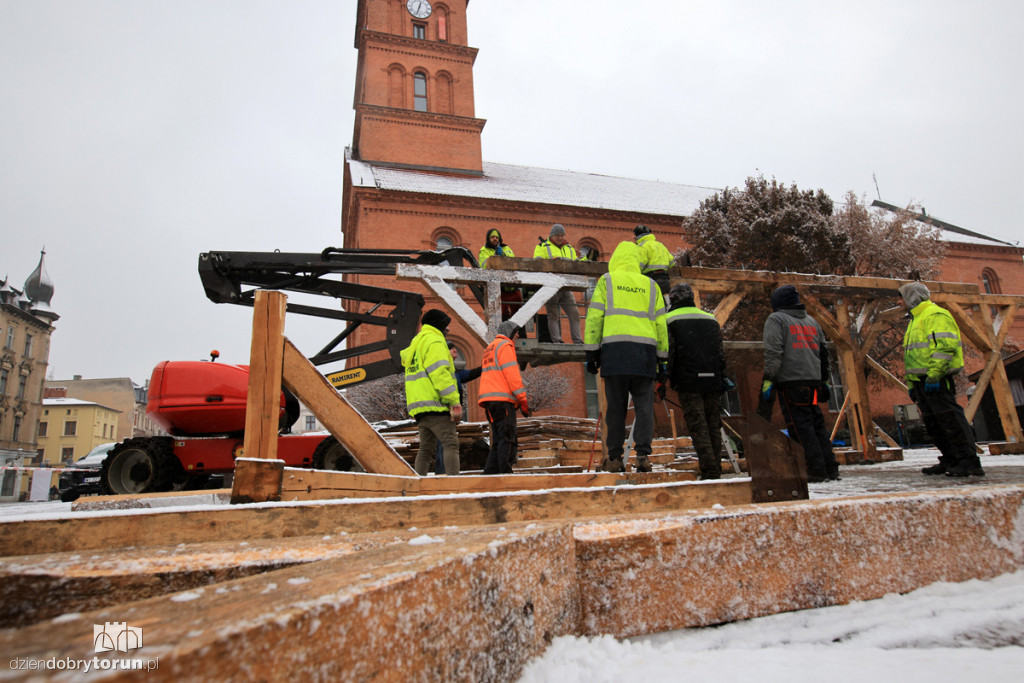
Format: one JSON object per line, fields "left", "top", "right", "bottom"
{"left": 519, "top": 570, "right": 1024, "bottom": 682}
{"left": 519, "top": 447, "right": 1024, "bottom": 682}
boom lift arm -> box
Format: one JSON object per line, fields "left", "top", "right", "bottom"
{"left": 198, "top": 247, "right": 480, "bottom": 387}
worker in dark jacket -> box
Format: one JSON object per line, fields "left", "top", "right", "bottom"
{"left": 584, "top": 242, "right": 668, "bottom": 473}
{"left": 761, "top": 285, "right": 840, "bottom": 483}
{"left": 665, "top": 283, "right": 731, "bottom": 480}
{"left": 899, "top": 282, "right": 983, "bottom": 477}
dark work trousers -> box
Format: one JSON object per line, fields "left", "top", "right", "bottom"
{"left": 648, "top": 270, "right": 671, "bottom": 297}
{"left": 910, "top": 378, "right": 979, "bottom": 468}
{"left": 415, "top": 412, "right": 460, "bottom": 476}
{"left": 678, "top": 391, "right": 723, "bottom": 478}
{"left": 482, "top": 402, "right": 519, "bottom": 474}
{"left": 777, "top": 387, "right": 838, "bottom": 479}
{"left": 604, "top": 375, "right": 655, "bottom": 461}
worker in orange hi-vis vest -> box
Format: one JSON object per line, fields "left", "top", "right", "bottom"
{"left": 478, "top": 320, "right": 530, "bottom": 474}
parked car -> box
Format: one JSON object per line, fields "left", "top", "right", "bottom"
{"left": 58, "top": 442, "right": 116, "bottom": 502}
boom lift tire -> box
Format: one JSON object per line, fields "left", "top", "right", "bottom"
{"left": 312, "top": 436, "right": 364, "bottom": 472}
{"left": 101, "top": 437, "right": 177, "bottom": 495}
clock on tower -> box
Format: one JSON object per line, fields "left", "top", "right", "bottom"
{"left": 407, "top": 0, "right": 432, "bottom": 19}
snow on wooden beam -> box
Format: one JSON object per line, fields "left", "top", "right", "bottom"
{"left": 573, "top": 484, "right": 1024, "bottom": 637}
{"left": 0, "top": 523, "right": 581, "bottom": 681}
{"left": 0, "top": 478, "right": 752, "bottom": 557}
{"left": 0, "top": 530, "right": 413, "bottom": 628}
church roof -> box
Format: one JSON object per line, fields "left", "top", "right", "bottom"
{"left": 347, "top": 153, "right": 1017, "bottom": 249}
{"left": 347, "top": 154, "right": 720, "bottom": 217}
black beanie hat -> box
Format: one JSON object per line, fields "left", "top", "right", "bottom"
{"left": 422, "top": 309, "right": 451, "bottom": 332}
{"left": 669, "top": 283, "right": 694, "bottom": 307}
{"left": 770, "top": 285, "right": 801, "bottom": 311}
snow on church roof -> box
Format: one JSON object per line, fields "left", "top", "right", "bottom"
{"left": 347, "top": 155, "right": 721, "bottom": 217}
{"left": 347, "top": 153, "right": 1018, "bottom": 249}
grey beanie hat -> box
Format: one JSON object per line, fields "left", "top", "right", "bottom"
{"left": 497, "top": 320, "right": 520, "bottom": 339}
{"left": 549, "top": 223, "right": 566, "bottom": 237}
{"left": 899, "top": 282, "right": 931, "bottom": 310}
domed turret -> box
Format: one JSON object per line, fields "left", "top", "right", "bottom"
{"left": 24, "top": 250, "right": 55, "bottom": 306}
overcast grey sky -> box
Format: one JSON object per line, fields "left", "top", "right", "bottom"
{"left": 2, "top": 0, "right": 1022, "bottom": 385}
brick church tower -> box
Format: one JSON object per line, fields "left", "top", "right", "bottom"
{"left": 341, "top": 0, "right": 719, "bottom": 421}
{"left": 351, "top": 0, "right": 484, "bottom": 175}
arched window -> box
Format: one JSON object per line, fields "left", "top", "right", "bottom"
{"left": 578, "top": 239, "right": 602, "bottom": 263}
{"left": 430, "top": 227, "right": 462, "bottom": 254}
{"left": 413, "top": 71, "right": 428, "bottom": 112}
{"left": 982, "top": 268, "right": 1001, "bottom": 294}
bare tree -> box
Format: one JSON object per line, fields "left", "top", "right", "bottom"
{"left": 522, "top": 366, "right": 572, "bottom": 413}
{"left": 344, "top": 374, "right": 407, "bottom": 422}
{"left": 836, "top": 192, "right": 945, "bottom": 279}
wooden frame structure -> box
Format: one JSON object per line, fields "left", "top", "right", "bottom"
{"left": 438, "top": 257, "right": 1024, "bottom": 461}
{"left": 231, "top": 290, "right": 754, "bottom": 507}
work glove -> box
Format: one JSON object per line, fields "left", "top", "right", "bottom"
{"left": 818, "top": 384, "right": 831, "bottom": 402}
{"left": 520, "top": 405, "right": 531, "bottom": 418}
{"left": 656, "top": 362, "right": 668, "bottom": 384}
{"left": 924, "top": 379, "right": 941, "bottom": 393}
{"left": 656, "top": 382, "right": 667, "bottom": 401}
{"left": 585, "top": 350, "right": 600, "bottom": 375}
{"left": 449, "top": 404, "right": 463, "bottom": 423}
{"left": 761, "top": 379, "right": 774, "bottom": 402}
{"left": 721, "top": 377, "right": 736, "bottom": 392}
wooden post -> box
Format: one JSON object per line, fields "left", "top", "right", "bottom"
{"left": 242, "top": 290, "right": 287, "bottom": 461}
{"left": 281, "top": 340, "right": 415, "bottom": 475}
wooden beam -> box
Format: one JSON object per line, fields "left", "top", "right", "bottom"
{"left": 575, "top": 485, "right": 1024, "bottom": 638}
{"left": 835, "top": 301, "right": 874, "bottom": 458}
{"left": 230, "top": 457, "right": 284, "bottom": 504}
{"left": 978, "top": 304, "right": 1024, "bottom": 443}
{"left": 0, "top": 528, "right": 413, "bottom": 628}
{"left": 802, "top": 295, "right": 846, "bottom": 345}
{"left": 0, "top": 479, "right": 753, "bottom": 557}
{"left": 243, "top": 290, "right": 287, "bottom": 461}
{"left": 866, "top": 355, "right": 908, "bottom": 392}
{"left": 713, "top": 289, "right": 746, "bottom": 327}
{"left": 965, "top": 351, "right": 1003, "bottom": 422}
{"left": 861, "top": 306, "right": 906, "bottom": 354}
{"left": 281, "top": 339, "right": 415, "bottom": 477}
{"left": 945, "top": 302, "right": 993, "bottom": 352}
{"left": 874, "top": 422, "right": 900, "bottom": 448}
{"left": 277, "top": 466, "right": 698, "bottom": 501}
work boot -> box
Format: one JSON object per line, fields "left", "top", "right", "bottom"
{"left": 634, "top": 455, "right": 652, "bottom": 473}
{"left": 699, "top": 472, "right": 721, "bottom": 481}
{"left": 921, "top": 463, "right": 947, "bottom": 475}
{"left": 601, "top": 457, "right": 625, "bottom": 473}
{"left": 806, "top": 472, "right": 828, "bottom": 484}
{"left": 945, "top": 462, "right": 986, "bottom": 478}
{"left": 827, "top": 465, "right": 841, "bottom": 481}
